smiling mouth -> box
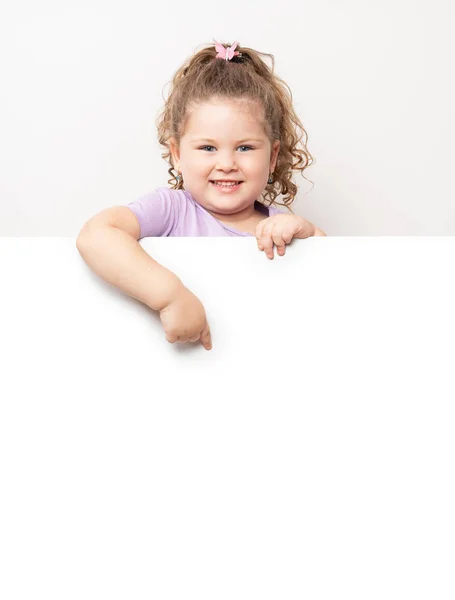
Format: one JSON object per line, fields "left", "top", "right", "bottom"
{"left": 210, "top": 181, "right": 243, "bottom": 186}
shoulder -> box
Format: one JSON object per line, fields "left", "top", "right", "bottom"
{"left": 268, "top": 203, "right": 293, "bottom": 216}
{"left": 126, "top": 187, "right": 192, "bottom": 238}
{"left": 129, "top": 187, "right": 187, "bottom": 207}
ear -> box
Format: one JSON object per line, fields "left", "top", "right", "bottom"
{"left": 270, "top": 140, "right": 280, "bottom": 172}
{"left": 169, "top": 137, "right": 181, "bottom": 171}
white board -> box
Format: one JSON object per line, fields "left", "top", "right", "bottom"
{"left": 1, "top": 237, "right": 454, "bottom": 598}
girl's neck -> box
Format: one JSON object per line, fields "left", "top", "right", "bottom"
{"left": 205, "top": 201, "right": 261, "bottom": 224}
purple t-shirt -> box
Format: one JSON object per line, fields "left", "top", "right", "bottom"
{"left": 126, "top": 187, "right": 289, "bottom": 239}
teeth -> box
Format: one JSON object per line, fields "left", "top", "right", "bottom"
{"left": 213, "top": 181, "right": 239, "bottom": 187}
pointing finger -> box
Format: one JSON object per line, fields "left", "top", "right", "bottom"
{"left": 200, "top": 323, "right": 212, "bottom": 350}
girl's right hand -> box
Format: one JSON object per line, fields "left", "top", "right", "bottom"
{"left": 159, "top": 286, "right": 213, "bottom": 350}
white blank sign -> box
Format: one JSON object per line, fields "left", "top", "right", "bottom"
{"left": 1, "top": 237, "right": 454, "bottom": 599}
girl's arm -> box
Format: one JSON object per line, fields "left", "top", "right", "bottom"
{"left": 76, "top": 207, "right": 185, "bottom": 312}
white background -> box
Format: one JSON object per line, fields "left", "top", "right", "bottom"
{"left": 0, "top": 0, "right": 454, "bottom": 235}
{"left": 1, "top": 1, "right": 455, "bottom": 597}
{"left": 1, "top": 237, "right": 454, "bottom": 598}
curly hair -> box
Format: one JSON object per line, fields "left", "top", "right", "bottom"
{"left": 155, "top": 41, "right": 315, "bottom": 212}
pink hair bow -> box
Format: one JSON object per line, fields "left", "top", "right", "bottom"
{"left": 213, "top": 39, "right": 241, "bottom": 61}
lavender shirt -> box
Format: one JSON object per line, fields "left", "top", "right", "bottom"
{"left": 126, "top": 187, "right": 289, "bottom": 239}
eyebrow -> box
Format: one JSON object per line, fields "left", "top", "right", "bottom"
{"left": 190, "top": 138, "right": 264, "bottom": 144}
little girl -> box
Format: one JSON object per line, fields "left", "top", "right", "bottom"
{"left": 76, "top": 39, "right": 326, "bottom": 351}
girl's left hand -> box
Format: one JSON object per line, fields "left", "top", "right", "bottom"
{"left": 255, "top": 214, "right": 323, "bottom": 259}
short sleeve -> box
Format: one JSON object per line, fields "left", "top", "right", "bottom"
{"left": 269, "top": 204, "right": 291, "bottom": 216}
{"left": 126, "top": 188, "right": 178, "bottom": 238}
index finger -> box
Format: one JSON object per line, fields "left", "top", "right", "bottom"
{"left": 254, "top": 217, "right": 269, "bottom": 241}
{"left": 200, "top": 322, "right": 212, "bottom": 350}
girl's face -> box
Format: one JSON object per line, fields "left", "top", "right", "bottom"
{"left": 169, "top": 100, "right": 280, "bottom": 220}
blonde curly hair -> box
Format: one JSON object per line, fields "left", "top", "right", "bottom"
{"left": 155, "top": 41, "right": 315, "bottom": 212}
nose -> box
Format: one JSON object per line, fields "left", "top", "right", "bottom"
{"left": 215, "top": 151, "right": 238, "bottom": 171}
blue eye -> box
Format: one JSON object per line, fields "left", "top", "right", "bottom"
{"left": 199, "top": 145, "right": 254, "bottom": 152}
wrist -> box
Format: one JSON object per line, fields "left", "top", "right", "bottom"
{"left": 149, "top": 271, "right": 185, "bottom": 312}
{"left": 160, "top": 276, "right": 186, "bottom": 310}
